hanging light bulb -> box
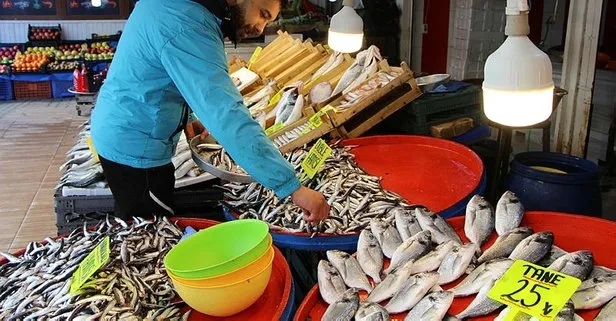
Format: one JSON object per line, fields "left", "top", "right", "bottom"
{"left": 483, "top": 0, "right": 554, "bottom": 127}
{"left": 91, "top": 0, "right": 102, "bottom": 7}
{"left": 328, "top": 0, "right": 363, "bottom": 53}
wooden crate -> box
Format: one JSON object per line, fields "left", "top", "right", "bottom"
{"left": 267, "top": 106, "right": 335, "bottom": 154}
{"left": 301, "top": 54, "right": 354, "bottom": 98}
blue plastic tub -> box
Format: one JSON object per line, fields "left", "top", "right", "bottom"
{"left": 51, "top": 72, "right": 74, "bottom": 98}
{"left": 0, "top": 75, "right": 13, "bottom": 101}
{"left": 506, "top": 152, "right": 601, "bottom": 217}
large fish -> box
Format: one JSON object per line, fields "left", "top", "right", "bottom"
{"left": 406, "top": 241, "right": 456, "bottom": 275}
{"left": 478, "top": 227, "right": 533, "bottom": 264}
{"left": 495, "top": 191, "right": 525, "bottom": 236}
{"left": 509, "top": 232, "right": 554, "bottom": 263}
{"left": 588, "top": 265, "right": 616, "bottom": 279}
{"left": 456, "top": 280, "right": 503, "bottom": 319}
{"left": 357, "top": 229, "right": 384, "bottom": 283}
{"left": 393, "top": 207, "right": 422, "bottom": 240}
{"left": 595, "top": 297, "right": 616, "bottom": 321}
{"left": 415, "top": 208, "right": 462, "bottom": 244}
{"left": 572, "top": 273, "right": 616, "bottom": 310}
{"left": 385, "top": 230, "right": 432, "bottom": 274}
{"left": 404, "top": 291, "right": 454, "bottom": 321}
{"left": 384, "top": 272, "right": 439, "bottom": 314}
{"left": 437, "top": 243, "right": 480, "bottom": 285}
{"left": 547, "top": 250, "right": 594, "bottom": 280}
{"left": 451, "top": 258, "right": 513, "bottom": 297}
{"left": 344, "top": 47, "right": 381, "bottom": 94}
{"left": 370, "top": 218, "right": 403, "bottom": 259}
{"left": 354, "top": 301, "right": 390, "bottom": 321}
{"left": 332, "top": 50, "right": 369, "bottom": 96}
{"left": 274, "top": 82, "right": 305, "bottom": 125}
{"left": 311, "top": 51, "right": 344, "bottom": 81}
{"left": 327, "top": 250, "right": 373, "bottom": 292}
{"left": 366, "top": 265, "right": 413, "bottom": 303}
{"left": 537, "top": 245, "right": 569, "bottom": 267}
{"left": 322, "top": 288, "right": 359, "bottom": 321}
{"left": 464, "top": 195, "right": 495, "bottom": 246}
{"left": 317, "top": 260, "right": 347, "bottom": 304}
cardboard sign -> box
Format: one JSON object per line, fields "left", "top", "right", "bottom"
{"left": 265, "top": 122, "right": 285, "bottom": 136}
{"left": 248, "top": 46, "right": 263, "bottom": 69}
{"left": 85, "top": 136, "right": 99, "bottom": 162}
{"left": 70, "top": 236, "right": 110, "bottom": 295}
{"left": 301, "top": 139, "right": 332, "bottom": 179}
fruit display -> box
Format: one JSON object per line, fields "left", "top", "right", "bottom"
{"left": 85, "top": 42, "right": 115, "bottom": 61}
{"left": 29, "top": 27, "right": 61, "bottom": 41}
{"left": 0, "top": 46, "right": 20, "bottom": 65}
{"left": 0, "top": 65, "right": 9, "bottom": 74}
{"left": 25, "top": 46, "right": 56, "bottom": 57}
{"left": 12, "top": 53, "right": 50, "bottom": 73}
{"left": 55, "top": 43, "right": 87, "bottom": 60}
{"left": 47, "top": 60, "right": 80, "bottom": 72}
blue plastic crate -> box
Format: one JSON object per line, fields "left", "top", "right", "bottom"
{"left": 51, "top": 73, "right": 74, "bottom": 98}
{"left": 0, "top": 76, "right": 13, "bottom": 101}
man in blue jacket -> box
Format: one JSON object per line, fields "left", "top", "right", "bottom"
{"left": 91, "top": 0, "right": 329, "bottom": 221}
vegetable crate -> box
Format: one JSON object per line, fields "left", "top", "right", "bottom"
{"left": 13, "top": 80, "right": 52, "bottom": 100}
{"left": 0, "top": 76, "right": 13, "bottom": 101}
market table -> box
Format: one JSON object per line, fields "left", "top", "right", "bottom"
{"left": 294, "top": 211, "right": 616, "bottom": 320}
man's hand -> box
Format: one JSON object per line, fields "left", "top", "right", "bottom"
{"left": 184, "top": 120, "right": 208, "bottom": 140}
{"left": 291, "top": 186, "right": 330, "bottom": 223}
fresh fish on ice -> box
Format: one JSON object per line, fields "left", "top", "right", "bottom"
{"left": 404, "top": 291, "right": 454, "bottom": 321}
{"left": 327, "top": 250, "right": 373, "bottom": 292}
{"left": 547, "top": 250, "right": 594, "bottom": 280}
{"left": 370, "top": 218, "right": 403, "bottom": 258}
{"left": 415, "top": 208, "right": 462, "bottom": 244}
{"left": 464, "top": 195, "right": 495, "bottom": 246}
{"left": 357, "top": 229, "right": 384, "bottom": 283}
{"left": 495, "top": 191, "right": 525, "bottom": 236}
{"left": 451, "top": 258, "right": 513, "bottom": 297}
{"left": 322, "top": 288, "right": 359, "bottom": 321}
{"left": 437, "top": 243, "right": 479, "bottom": 285}
{"left": 509, "top": 231, "right": 554, "bottom": 263}
{"left": 478, "top": 227, "right": 533, "bottom": 264}
{"left": 318, "top": 260, "right": 347, "bottom": 304}
{"left": 384, "top": 272, "right": 439, "bottom": 314}
{"left": 393, "top": 207, "right": 422, "bottom": 240}
{"left": 385, "top": 230, "right": 432, "bottom": 274}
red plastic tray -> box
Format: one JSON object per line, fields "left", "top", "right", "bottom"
{"left": 0, "top": 218, "right": 293, "bottom": 321}
{"left": 341, "top": 136, "right": 484, "bottom": 212}
{"left": 295, "top": 212, "right": 616, "bottom": 321}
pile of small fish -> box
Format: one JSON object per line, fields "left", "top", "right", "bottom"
{"left": 172, "top": 134, "right": 211, "bottom": 183}
{"left": 0, "top": 216, "right": 189, "bottom": 320}
{"left": 194, "top": 143, "right": 247, "bottom": 175}
{"left": 223, "top": 144, "right": 413, "bottom": 235}
{"left": 318, "top": 191, "right": 616, "bottom": 320}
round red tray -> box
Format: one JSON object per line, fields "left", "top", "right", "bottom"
{"left": 341, "top": 135, "right": 484, "bottom": 213}
{"left": 295, "top": 212, "right": 616, "bottom": 321}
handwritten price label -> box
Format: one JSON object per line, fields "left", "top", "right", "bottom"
{"left": 301, "top": 139, "right": 332, "bottom": 179}
{"left": 85, "top": 136, "right": 99, "bottom": 163}
{"left": 488, "top": 260, "right": 581, "bottom": 321}
{"left": 265, "top": 122, "right": 285, "bottom": 136}
{"left": 248, "top": 46, "right": 263, "bottom": 69}
{"left": 70, "top": 236, "right": 110, "bottom": 295}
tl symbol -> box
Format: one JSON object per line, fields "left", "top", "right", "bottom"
{"left": 543, "top": 301, "right": 554, "bottom": 315}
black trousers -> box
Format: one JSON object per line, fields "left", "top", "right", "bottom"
{"left": 99, "top": 156, "right": 175, "bottom": 219}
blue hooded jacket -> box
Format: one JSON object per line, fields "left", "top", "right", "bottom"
{"left": 91, "top": 0, "right": 300, "bottom": 198}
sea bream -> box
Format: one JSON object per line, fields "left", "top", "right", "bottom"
{"left": 509, "top": 232, "right": 554, "bottom": 263}
{"left": 357, "top": 229, "right": 384, "bottom": 283}
{"left": 572, "top": 273, "right": 616, "bottom": 310}
{"left": 384, "top": 230, "right": 432, "bottom": 274}
{"left": 354, "top": 301, "right": 390, "bottom": 321}
{"left": 456, "top": 280, "right": 503, "bottom": 319}
{"left": 464, "top": 195, "right": 495, "bottom": 246}
{"left": 595, "top": 297, "right": 616, "bottom": 321}
{"left": 404, "top": 291, "right": 454, "bottom": 321}
{"left": 547, "top": 250, "right": 594, "bottom": 280}
{"left": 384, "top": 272, "right": 440, "bottom": 314}
{"left": 437, "top": 243, "right": 479, "bottom": 285}
{"left": 318, "top": 260, "right": 348, "bottom": 304}
{"left": 274, "top": 81, "right": 305, "bottom": 126}
{"left": 495, "top": 191, "right": 525, "bottom": 236}
{"left": 367, "top": 265, "right": 414, "bottom": 303}
{"left": 393, "top": 207, "right": 423, "bottom": 240}
{"left": 478, "top": 227, "right": 533, "bottom": 264}
{"left": 370, "top": 218, "right": 403, "bottom": 258}
{"left": 322, "top": 289, "right": 359, "bottom": 321}
{"left": 451, "top": 258, "right": 513, "bottom": 297}
{"left": 327, "top": 250, "right": 373, "bottom": 292}
{"left": 406, "top": 241, "right": 456, "bottom": 275}
{"left": 537, "top": 245, "right": 569, "bottom": 267}
{"left": 415, "top": 208, "right": 462, "bottom": 244}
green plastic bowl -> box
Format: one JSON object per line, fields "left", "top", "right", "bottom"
{"left": 165, "top": 219, "right": 270, "bottom": 279}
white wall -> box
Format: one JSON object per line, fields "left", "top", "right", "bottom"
{"left": 0, "top": 20, "right": 126, "bottom": 43}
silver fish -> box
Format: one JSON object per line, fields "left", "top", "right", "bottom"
{"left": 394, "top": 207, "right": 423, "bottom": 240}
{"left": 530, "top": 300, "right": 583, "bottom": 321}
{"left": 357, "top": 229, "right": 384, "bottom": 283}
{"left": 478, "top": 227, "right": 533, "bottom": 264}
{"left": 456, "top": 280, "right": 503, "bottom": 319}
{"left": 509, "top": 232, "right": 554, "bottom": 263}
{"left": 367, "top": 265, "right": 413, "bottom": 303}
{"left": 547, "top": 250, "right": 594, "bottom": 280}
{"left": 385, "top": 272, "right": 439, "bottom": 314}
{"left": 406, "top": 241, "right": 456, "bottom": 275}
{"left": 595, "top": 297, "right": 616, "bottom": 321}
{"left": 437, "top": 243, "right": 479, "bottom": 285}
{"left": 370, "top": 218, "right": 403, "bottom": 259}
{"left": 537, "top": 245, "right": 569, "bottom": 267}
{"left": 464, "top": 195, "right": 495, "bottom": 246}
{"left": 318, "top": 260, "right": 348, "bottom": 304}
{"left": 385, "top": 230, "right": 432, "bottom": 274}
{"left": 495, "top": 191, "right": 525, "bottom": 236}
{"left": 572, "top": 273, "right": 616, "bottom": 310}
{"left": 415, "top": 208, "right": 462, "bottom": 244}
{"left": 443, "top": 314, "right": 462, "bottom": 321}
{"left": 451, "top": 258, "right": 513, "bottom": 297}
{"left": 322, "top": 288, "right": 359, "bottom": 321}
{"left": 354, "top": 301, "right": 390, "bottom": 321}
{"left": 494, "top": 307, "right": 531, "bottom": 321}
{"left": 332, "top": 49, "right": 370, "bottom": 96}
{"left": 327, "top": 250, "right": 373, "bottom": 292}
{"left": 588, "top": 265, "right": 616, "bottom": 279}
{"left": 404, "top": 291, "right": 454, "bottom": 321}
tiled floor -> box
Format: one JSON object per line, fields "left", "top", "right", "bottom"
{"left": 0, "top": 99, "right": 86, "bottom": 252}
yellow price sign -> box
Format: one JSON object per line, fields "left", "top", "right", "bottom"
{"left": 488, "top": 260, "right": 581, "bottom": 321}
{"left": 269, "top": 89, "right": 284, "bottom": 106}
{"left": 70, "top": 236, "right": 110, "bottom": 295}
{"left": 301, "top": 139, "right": 332, "bottom": 179}
{"left": 265, "top": 122, "right": 285, "bottom": 136}
{"left": 248, "top": 46, "right": 263, "bottom": 69}
{"left": 85, "top": 136, "right": 99, "bottom": 162}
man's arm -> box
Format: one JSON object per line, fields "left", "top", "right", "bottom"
{"left": 159, "top": 27, "right": 301, "bottom": 198}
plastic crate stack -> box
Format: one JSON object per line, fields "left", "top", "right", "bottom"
{"left": 55, "top": 120, "right": 223, "bottom": 233}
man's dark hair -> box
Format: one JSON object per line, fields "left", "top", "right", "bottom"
{"left": 277, "top": 0, "right": 287, "bottom": 10}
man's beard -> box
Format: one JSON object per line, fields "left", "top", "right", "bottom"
{"left": 229, "top": 3, "right": 260, "bottom": 41}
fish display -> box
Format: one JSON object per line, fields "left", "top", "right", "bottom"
{"left": 547, "top": 250, "right": 594, "bottom": 280}
{"left": 384, "top": 230, "right": 432, "bottom": 274}
{"left": 495, "top": 191, "right": 524, "bottom": 236}
{"left": 336, "top": 70, "right": 401, "bottom": 110}
{"left": 274, "top": 81, "right": 305, "bottom": 126}
{"left": 322, "top": 288, "right": 359, "bottom": 321}
{"left": 403, "top": 290, "right": 454, "bottom": 321}
{"left": 415, "top": 208, "right": 462, "bottom": 245}
{"left": 384, "top": 272, "right": 439, "bottom": 314}
{"left": 0, "top": 216, "right": 187, "bottom": 320}
{"left": 508, "top": 231, "right": 554, "bottom": 263}
{"left": 271, "top": 120, "right": 313, "bottom": 148}
{"left": 318, "top": 260, "right": 348, "bottom": 305}
{"left": 357, "top": 229, "right": 384, "bottom": 283}
{"left": 327, "top": 250, "right": 373, "bottom": 292}
{"left": 310, "top": 81, "right": 333, "bottom": 104}
{"left": 451, "top": 258, "right": 513, "bottom": 297}
{"left": 464, "top": 195, "right": 494, "bottom": 246}
{"left": 332, "top": 46, "right": 382, "bottom": 97}
{"left": 477, "top": 227, "right": 533, "bottom": 264}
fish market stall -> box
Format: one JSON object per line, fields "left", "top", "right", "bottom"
{"left": 0, "top": 218, "right": 294, "bottom": 321}
{"left": 294, "top": 208, "right": 616, "bottom": 321}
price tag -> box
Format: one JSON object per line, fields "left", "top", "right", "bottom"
{"left": 248, "top": 46, "right": 263, "bottom": 69}
{"left": 301, "top": 139, "right": 332, "bottom": 179}
{"left": 85, "top": 136, "right": 99, "bottom": 162}
{"left": 265, "top": 122, "right": 285, "bottom": 136}
{"left": 70, "top": 236, "right": 110, "bottom": 295}
{"left": 269, "top": 89, "right": 284, "bottom": 106}
{"left": 488, "top": 260, "right": 581, "bottom": 321}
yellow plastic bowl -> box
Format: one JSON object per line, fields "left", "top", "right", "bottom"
{"left": 168, "top": 241, "right": 274, "bottom": 287}
{"left": 169, "top": 255, "right": 274, "bottom": 317}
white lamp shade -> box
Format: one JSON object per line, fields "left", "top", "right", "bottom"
{"left": 328, "top": 6, "right": 363, "bottom": 53}
{"left": 483, "top": 36, "right": 554, "bottom": 127}
{"left": 92, "top": 0, "right": 102, "bottom": 7}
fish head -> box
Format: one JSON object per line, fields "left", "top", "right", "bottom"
{"left": 533, "top": 232, "right": 554, "bottom": 245}
{"left": 327, "top": 250, "right": 351, "bottom": 263}
{"left": 499, "top": 191, "right": 525, "bottom": 214}
{"left": 509, "top": 227, "right": 534, "bottom": 238}
{"left": 318, "top": 260, "right": 338, "bottom": 274}
{"left": 370, "top": 218, "right": 388, "bottom": 233}
{"left": 415, "top": 230, "right": 433, "bottom": 245}
{"left": 359, "top": 229, "right": 378, "bottom": 245}
{"left": 428, "top": 290, "right": 455, "bottom": 305}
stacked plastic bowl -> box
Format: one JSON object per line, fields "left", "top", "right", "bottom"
{"left": 164, "top": 220, "right": 274, "bottom": 317}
